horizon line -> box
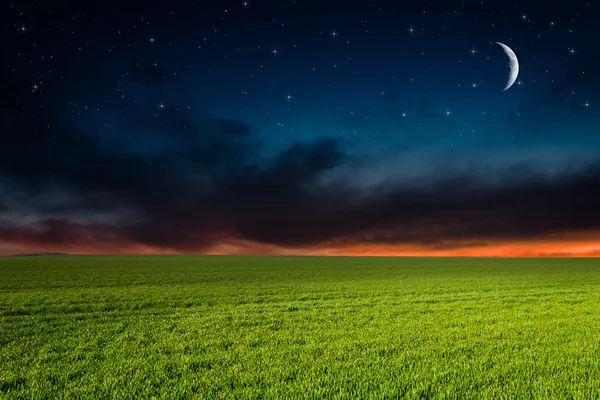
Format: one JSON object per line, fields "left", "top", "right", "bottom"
{"left": 3, "top": 252, "right": 600, "bottom": 259}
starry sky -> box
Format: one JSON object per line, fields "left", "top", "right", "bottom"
{"left": 2, "top": 0, "right": 600, "bottom": 256}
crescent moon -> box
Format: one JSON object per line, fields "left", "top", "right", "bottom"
{"left": 496, "top": 42, "right": 519, "bottom": 91}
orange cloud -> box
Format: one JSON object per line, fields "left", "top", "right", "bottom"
{"left": 2, "top": 225, "right": 600, "bottom": 257}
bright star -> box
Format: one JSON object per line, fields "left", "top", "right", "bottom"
{"left": 158, "top": 102, "right": 166, "bottom": 111}
{"left": 568, "top": 47, "right": 576, "bottom": 55}
{"left": 31, "top": 82, "right": 40, "bottom": 93}
{"left": 19, "top": 25, "right": 27, "bottom": 33}
{"left": 331, "top": 30, "right": 338, "bottom": 38}
{"left": 407, "top": 25, "right": 415, "bottom": 35}
{"left": 271, "top": 48, "right": 279, "bottom": 56}
{"left": 148, "top": 36, "right": 156, "bottom": 45}
{"left": 286, "top": 94, "right": 294, "bottom": 101}
{"left": 469, "top": 46, "right": 477, "bottom": 56}
{"left": 583, "top": 101, "right": 591, "bottom": 109}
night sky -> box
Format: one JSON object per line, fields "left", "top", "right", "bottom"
{"left": 2, "top": 0, "right": 600, "bottom": 256}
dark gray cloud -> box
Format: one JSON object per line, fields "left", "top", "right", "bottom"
{"left": 3, "top": 95, "right": 600, "bottom": 253}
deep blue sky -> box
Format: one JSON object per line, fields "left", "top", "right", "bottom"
{"left": 1, "top": 0, "right": 600, "bottom": 255}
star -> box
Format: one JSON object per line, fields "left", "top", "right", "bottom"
{"left": 271, "top": 48, "right": 279, "bottom": 56}
{"left": 517, "top": 80, "right": 523, "bottom": 87}
{"left": 31, "top": 82, "right": 40, "bottom": 93}
{"left": 469, "top": 46, "right": 477, "bottom": 56}
{"left": 583, "top": 101, "right": 591, "bottom": 109}
{"left": 285, "top": 94, "right": 294, "bottom": 102}
{"left": 158, "top": 102, "right": 166, "bottom": 111}
{"left": 472, "top": 83, "right": 477, "bottom": 88}
{"left": 521, "top": 13, "right": 528, "bottom": 21}
{"left": 148, "top": 36, "right": 156, "bottom": 45}
{"left": 407, "top": 25, "right": 415, "bottom": 35}
{"left": 19, "top": 25, "right": 27, "bottom": 33}
{"left": 550, "top": 20, "right": 556, "bottom": 27}
{"left": 568, "top": 47, "right": 576, "bottom": 55}
{"left": 242, "top": 1, "right": 249, "bottom": 7}
{"left": 445, "top": 110, "right": 451, "bottom": 116}
{"left": 331, "top": 30, "right": 339, "bottom": 38}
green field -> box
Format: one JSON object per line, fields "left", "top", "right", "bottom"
{"left": 1, "top": 256, "right": 600, "bottom": 399}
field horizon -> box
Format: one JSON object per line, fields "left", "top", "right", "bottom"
{"left": 2, "top": 255, "right": 600, "bottom": 398}
{"left": 5, "top": 253, "right": 600, "bottom": 259}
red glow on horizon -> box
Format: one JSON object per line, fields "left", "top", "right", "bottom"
{"left": 3, "top": 232, "right": 600, "bottom": 257}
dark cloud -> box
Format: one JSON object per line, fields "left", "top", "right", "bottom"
{"left": 0, "top": 94, "right": 348, "bottom": 251}
{"left": 2, "top": 77, "right": 600, "bottom": 253}
{"left": 3, "top": 107, "right": 600, "bottom": 253}
{"left": 224, "top": 162, "right": 600, "bottom": 248}
{"left": 0, "top": 219, "right": 118, "bottom": 249}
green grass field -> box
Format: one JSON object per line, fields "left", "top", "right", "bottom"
{"left": 1, "top": 256, "right": 600, "bottom": 399}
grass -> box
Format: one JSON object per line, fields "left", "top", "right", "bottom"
{"left": 1, "top": 255, "right": 600, "bottom": 399}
